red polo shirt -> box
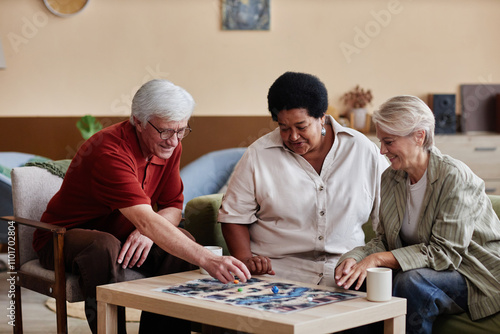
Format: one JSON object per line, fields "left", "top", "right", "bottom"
{"left": 33, "top": 121, "right": 184, "bottom": 252}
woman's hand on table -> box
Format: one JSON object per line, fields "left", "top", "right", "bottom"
{"left": 244, "top": 255, "right": 275, "bottom": 275}
{"left": 335, "top": 252, "right": 399, "bottom": 290}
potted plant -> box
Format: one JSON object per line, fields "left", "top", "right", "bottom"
{"left": 340, "top": 85, "right": 373, "bottom": 132}
{"left": 76, "top": 115, "right": 103, "bottom": 140}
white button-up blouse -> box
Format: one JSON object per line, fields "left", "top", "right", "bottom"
{"left": 219, "top": 116, "right": 389, "bottom": 285}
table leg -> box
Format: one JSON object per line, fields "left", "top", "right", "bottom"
{"left": 384, "top": 315, "right": 405, "bottom": 334}
{"left": 97, "top": 300, "right": 118, "bottom": 334}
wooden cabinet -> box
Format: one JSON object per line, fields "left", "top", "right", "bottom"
{"left": 367, "top": 134, "right": 500, "bottom": 195}
{"left": 434, "top": 135, "right": 500, "bottom": 195}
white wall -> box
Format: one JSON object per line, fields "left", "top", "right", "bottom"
{"left": 1, "top": 0, "right": 499, "bottom": 117}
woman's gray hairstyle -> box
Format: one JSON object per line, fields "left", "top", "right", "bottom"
{"left": 130, "top": 79, "right": 195, "bottom": 126}
{"left": 372, "top": 95, "right": 435, "bottom": 151}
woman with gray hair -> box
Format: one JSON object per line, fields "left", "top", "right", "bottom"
{"left": 335, "top": 95, "right": 500, "bottom": 333}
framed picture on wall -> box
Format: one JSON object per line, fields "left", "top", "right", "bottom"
{"left": 222, "top": 0, "right": 270, "bottom": 31}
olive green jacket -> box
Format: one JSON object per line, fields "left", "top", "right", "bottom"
{"left": 339, "top": 147, "right": 500, "bottom": 320}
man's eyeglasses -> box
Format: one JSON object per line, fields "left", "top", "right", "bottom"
{"left": 148, "top": 121, "right": 192, "bottom": 140}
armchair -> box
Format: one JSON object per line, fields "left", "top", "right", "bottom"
{"left": 0, "top": 152, "right": 48, "bottom": 247}
{"left": 1, "top": 166, "right": 145, "bottom": 334}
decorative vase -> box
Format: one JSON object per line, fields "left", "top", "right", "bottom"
{"left": 351, "top": 108, "right": 368, "bottom": 130}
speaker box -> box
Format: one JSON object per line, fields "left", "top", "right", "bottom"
{"left": 428, "top": 94, "right": 456, "bottom": 134}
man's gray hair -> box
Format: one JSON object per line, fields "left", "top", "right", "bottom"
{"left": 130, "top": 79, "right": 195, "bottom": 126}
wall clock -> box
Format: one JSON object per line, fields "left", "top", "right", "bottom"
{"left": 43, "top": 0, "right": 90, "bottom": 17}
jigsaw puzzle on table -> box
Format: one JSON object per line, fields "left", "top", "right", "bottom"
{"left": 155, "top": 277, "right": 359, "bottom": 314}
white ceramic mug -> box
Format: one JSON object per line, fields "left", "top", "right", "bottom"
{"left": 366, "top": 267, "right": 392, "bottom": 302}
{"left": 200, "top": 246, "right": 223, "bottom": 275}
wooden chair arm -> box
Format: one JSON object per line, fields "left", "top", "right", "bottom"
{"left": 0, "top": 215, "right": 68, "bottom": 307}
{"left": 0, "top": 215, "right": 66, "bottom": 234}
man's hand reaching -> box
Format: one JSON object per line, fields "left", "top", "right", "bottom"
{"left": 199, "top": 251, "right": 252, "bottom": 284}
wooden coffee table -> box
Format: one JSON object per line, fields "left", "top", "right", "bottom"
{"left": 97, "top": 270, "right": 406, "bottom": 334}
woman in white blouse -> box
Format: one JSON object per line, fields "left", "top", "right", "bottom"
{"left": 219, "top": 72, "right": 389, "bottom": 286}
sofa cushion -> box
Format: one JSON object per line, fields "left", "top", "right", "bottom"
{"left": 0, "top": 152, "right": 50, "bottom": 186}
{"left": 489, "top": 194, "right": 500, "bottom": 217}
{"left": 184, "top": 193, "right": 229, "bottom": 255}
{"left": 21, "top": 259, "right": 84, "bottom": 302}
{"left": 180, "top": 148, "right": 246, "bottom": 211}
{"left": 362, "top": 219, "right": 375, "bottom": 243}
{"left": 433, "top": 310, "right": 500, "bottom": 334}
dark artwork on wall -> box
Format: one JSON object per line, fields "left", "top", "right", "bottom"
{"left": 222, "top": 0, "right": 270, "bottom": 30}
{"left": 461, "top": 84, "right": 500, "bottom": 133}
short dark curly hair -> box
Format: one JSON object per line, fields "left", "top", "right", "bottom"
{"left": 267, "top": 72, "right": 329, "bottom": 121}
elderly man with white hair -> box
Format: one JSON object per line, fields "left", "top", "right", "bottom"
{"left": 34, "top": 79, "right": 250, "bottom": 334}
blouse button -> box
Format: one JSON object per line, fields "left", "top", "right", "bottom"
{"left": 319, "top": 185, "right": 324, "bottom": 191}
{"left": 318, "top": 236, "right": 324, "bottom": 241}
{"left": 319, "top": 210, "right": 325, "bottom": 216}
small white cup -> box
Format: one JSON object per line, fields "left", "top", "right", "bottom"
{"left": 366, "top": 267, "right": 392, "bottom": 302}
{"left": 200, "top": 246, "right": 223, "bottom": 275}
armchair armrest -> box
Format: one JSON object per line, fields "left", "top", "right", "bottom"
{"left": 0, "top": 215, "right": 67, "bottom": 300}
{"left": 1, "top": 215, "right": 66, "bottom": 233}
{"left": 183, "top": 194, "right": 230, "bottom": 255}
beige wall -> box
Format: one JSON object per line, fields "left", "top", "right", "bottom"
{"left": 1, "top": 0, "right": 499, "bottom": 118}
